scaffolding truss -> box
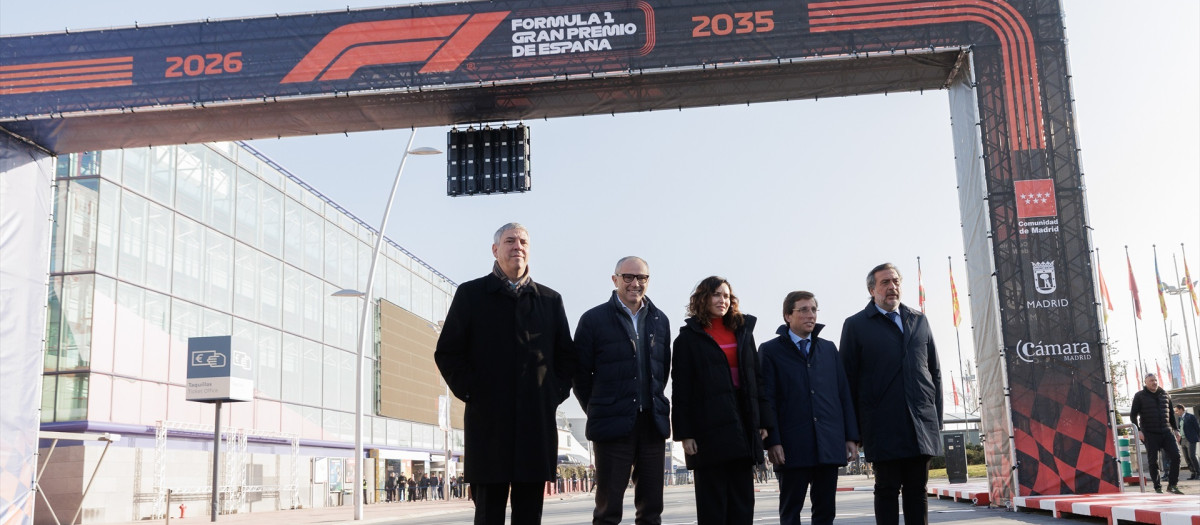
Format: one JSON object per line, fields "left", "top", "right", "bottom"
{"left": 151, "top": 420, "right": 298, "bottom": 519}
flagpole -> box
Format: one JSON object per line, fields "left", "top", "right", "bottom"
{"left": 949, "top": 256, "right": 965, "bottom": 428}
{"left": 1096, "top": 247, "right": 1112, "bottom": 349}
{"left": 917, "top": 256, "right": 926, "bottom": 313}
{"left": 1126, "top": 245, "right": 1145, "bottom": 374}
{"left": 1173, "top": 252, "right": 1196, "bottom": 386}
{"left": 1153, "top": 245, "right": 1172, "bottom": 378}
{"left": 1184, "top": 243, "right": 1200, "bottom": 384}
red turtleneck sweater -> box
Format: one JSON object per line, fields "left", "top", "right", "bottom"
{"left": 705, "top": 317, "right": 739, "bottom": 388}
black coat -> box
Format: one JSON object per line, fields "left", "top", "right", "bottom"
{"left": 434, "top": 273, "right": 577, "bottom": 483}
{"left": 573, "top": 292, "right": 672, "bottom": 441}
{"left": 671, "top": 315, "right": 774, "bottom": 470}
{"left": 1130, "top": 387, "right": 1177, "bottom": 434}
{"left": 839, "top": 301, "right": 943, "bottom": 462}
{"left": 759, "top": 323, "right": 859, "bottom": 469}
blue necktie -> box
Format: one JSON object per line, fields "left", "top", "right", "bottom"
{"left": 797, "top": 338, "right": 810, "bottom": 357}
{"left": 887, "top": 311, "right": 903, "bottom": 333}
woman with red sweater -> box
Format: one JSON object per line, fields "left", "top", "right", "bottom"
{"left": 672, "top": 276, "right": 774, "bottom": 524}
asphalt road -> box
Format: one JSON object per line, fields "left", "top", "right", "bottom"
{"left": 395, "top": 484, "right": 1067, "bottom": 525}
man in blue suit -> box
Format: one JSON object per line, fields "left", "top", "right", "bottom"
{"left": 760, "top": 291, "right": 859, "bottom": 525}
{"left": 841, "top": 263, "right": 943, "bottom": 525}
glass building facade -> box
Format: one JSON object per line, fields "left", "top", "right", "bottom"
{"left": 40, "top": 141, "right": 460, "bottom": 521}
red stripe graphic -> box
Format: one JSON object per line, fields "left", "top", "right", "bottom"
{"left": 634, "top": 1, "right": 656, "bottom": 56}
{"left": 283, "top": 12, "right": 509, "bottom": 83}
{"left": 0, "top": 56, "right": 131, "bottom": 73}
{"left": 1, "top": 80, "right": 131, "bottom": 95}
{"left": 0, "top": 63, "right": 132, "bottom": 81}
{"left": 0, "top": 56, "right": 133, "bottom": 95}
{"left": 809, "top": 0, "right": 1045, "bottom": 151}
{"left": 1, "top": 71, "right": 132, "bottom": 88}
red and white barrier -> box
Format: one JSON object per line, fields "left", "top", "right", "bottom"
{"left": 1014, "top": 493, "right": 1200, "bottom": 525}
{"left": 926, "top": 481, "right": 991, "bottom": 506}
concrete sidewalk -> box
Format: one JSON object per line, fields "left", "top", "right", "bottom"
{"left": 113, "top": 477, "right": 870, "bottom": 525}
{"left": 106, "top": 491, "right": 593, "bottom": 525}
{"left": 99, "top": 473, "right": 1198, "bottom": 525}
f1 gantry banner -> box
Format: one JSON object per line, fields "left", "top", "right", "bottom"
{"left": 1, "top": 0, "right": 1117, "bottom": 505}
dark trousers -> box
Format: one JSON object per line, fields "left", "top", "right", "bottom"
{"left": 873, "top": 456, "right": 930, "bottom": 525}
{"left": 1143, "top": 431, "right": 1180, "bottom": 487}
{"left": 777, "top": 466, "right": 838, "bottom": 525}
{"left": 693, "top": 461, "right": 754, "bottom": 525}
{"left": 1182, "top": 440, "right": 1199, "bottom": 478}
{"left": 592, "top": 411, "right": 665, "bottom": 525}
{"left": 473, "top": 482, "right": 544, "bottom": 525}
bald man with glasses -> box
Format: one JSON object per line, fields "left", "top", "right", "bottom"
{"left": 574, "top": 256, "right": 672, "bottom": 525}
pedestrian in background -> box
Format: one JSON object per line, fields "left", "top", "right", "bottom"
{"left": 1130, "top": 374, "right": 1182, "bottom": 494}
{"left": 671, "top": 276, "right": 772, "bottom": 525}
{"left": 1175, "top": 404, "right": 1199, "bottom": 480}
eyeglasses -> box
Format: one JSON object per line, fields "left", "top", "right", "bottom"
{"left": 791, "top": 307, "right": 818, "bottom": 314}
{"left": 618, "top": 274, "right": 650, "bottom": 284}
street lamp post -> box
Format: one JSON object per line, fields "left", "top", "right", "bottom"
{"left": 427, "top": 321, "right": 452, "bottom": 503}
{"left": 332, "top": 132, "right": 440, "bottom": 520}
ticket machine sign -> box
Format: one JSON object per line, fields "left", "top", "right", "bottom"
{"left": 186, "top": 335, "right": 253, "bottom": 402}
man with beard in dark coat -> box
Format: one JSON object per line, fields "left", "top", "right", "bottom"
{"left": 841, "top": 263, "right": 942, "bottom": 525}
{"left": 435, "top": 222, "right": 577, "bottom": 525}
{"left": 760, "top": 291, "right": 859, "bottom": 525}
{"left": 574, "top": 256, "right": 671, "bottom": 525}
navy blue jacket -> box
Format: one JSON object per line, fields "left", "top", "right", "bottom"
{"left": 840, "top": 301, "right": 943, "bottom": 462}
{"left": 573, "top": 292, "right": 672, "bottom": 441}
{"left": 1181, "top": 412, "right": 1200, "bottom": 443}
{"left": 760, "top": 323, "right": 859, "bottom": 469}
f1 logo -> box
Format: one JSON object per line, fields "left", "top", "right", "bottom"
{"left": 282, "top": 11, "right": 509, "bottom": 83}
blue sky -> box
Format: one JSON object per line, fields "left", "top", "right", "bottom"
{"left": 4, "top": 1, "right": 1197, "bottom": 415}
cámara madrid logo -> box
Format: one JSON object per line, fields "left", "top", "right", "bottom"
{"left": 1016, "top": 339, "right": 1092, "bottom": 363}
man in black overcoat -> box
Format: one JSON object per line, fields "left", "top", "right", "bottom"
{"left": 573, "top": 256, "right": 671, "bottom": 525}
{"left": 840, "top": 263, "right": 942, "bottom": 525}
{"left": 435, "top": 222, "right": 577, "bottom": 525}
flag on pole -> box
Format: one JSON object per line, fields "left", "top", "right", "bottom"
{"left": 1154, "top": 250, "right": 1168, "bottom": 320}
{"left": 1127, "top": 253, "right": 1142, "bottom": 320}
{"left": 1097, "top": 257, "right": 1114, "bottom": 323}
{"left": 918, "top": 260, "right": 927, "bottom": 313}
{"left": 1184, "top": 248, "right": 1199, "bottom": 316}
{"left": 951, "top": 375, "right": 960, "bottom": 407}
{"left": 950, "top": 263, "right": 961, "bottom": 328}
